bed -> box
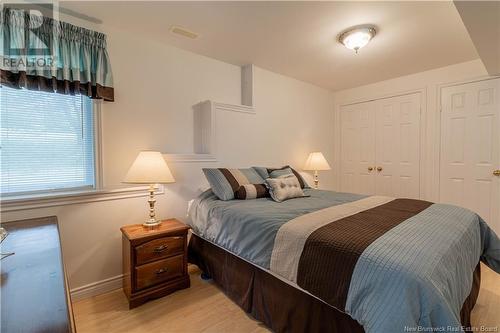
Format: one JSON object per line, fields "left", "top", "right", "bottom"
{"left": 187, "top": 188, "right": 500, "bottom": 333}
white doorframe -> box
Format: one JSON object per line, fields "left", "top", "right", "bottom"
{"left": 335, "top": 88, "right": 427, "bottom": 199}
{"left": 435, "top": 75, "right": 500, "bottom": 202}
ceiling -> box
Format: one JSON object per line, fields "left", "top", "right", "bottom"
{"left": 454, "top": 0, "right": 500, "bottom": 75}
{"left": 62, "top": 1, "right": 479, "bottom": 91}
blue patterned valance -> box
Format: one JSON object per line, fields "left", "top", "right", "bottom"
{"left": 1, "top": 8, "right": 114, "bottom": 101}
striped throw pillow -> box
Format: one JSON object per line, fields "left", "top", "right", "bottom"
{"left": 202, "top": 168, "right": 265, "bottom": 200}
{"left": 235, "top": 184, "right": 269, "bottom": 200}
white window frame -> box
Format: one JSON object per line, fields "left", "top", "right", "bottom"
{"left": 93, "top": 100, "right": 104, "bottom": 191}
{"left": 1, "top": 93, "right": 99, "bottom": 197}
{"left": 0, "top": 100, "right": 163, "bottom": 212}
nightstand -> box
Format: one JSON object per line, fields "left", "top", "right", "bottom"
{"left": 121, "top": 219, "right": 190, "bottom": 309}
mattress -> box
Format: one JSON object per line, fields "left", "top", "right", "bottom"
{"left": 187, "top": 189, "right": 500, "bottom": 333}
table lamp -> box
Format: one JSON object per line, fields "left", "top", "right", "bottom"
{"left": 123, "top": 151, "right": 175, "bottom": 227}
{"left": 303, "top": 152, "right": 331, "bottom": 189}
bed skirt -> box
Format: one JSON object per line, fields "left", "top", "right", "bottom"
{"left": 188, "top": 233, "right": 481, "bottom": 333}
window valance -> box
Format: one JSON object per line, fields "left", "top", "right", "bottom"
{"left": 0, "top": 8, "right": 114, "bottom": 101}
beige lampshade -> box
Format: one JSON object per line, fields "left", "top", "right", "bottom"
{"left": 123, "top": 151, "right": 175, "bottom": 184}
{"left": 303, "top": 152, "right": 331, "bottom": 171}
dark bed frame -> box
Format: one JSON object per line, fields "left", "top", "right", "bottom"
{"left": 188, "top": 233, "right": 481, "bottom": 333}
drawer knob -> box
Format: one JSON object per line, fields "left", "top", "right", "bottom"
{"left": 153, "top": 245, "right": 168, "bottom": 253}
{"left": 155, "top": 268, "right": 168, "bottom": 275}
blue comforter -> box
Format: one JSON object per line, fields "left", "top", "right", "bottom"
{"left": 188, "top": 189, "right": 500, "bottom": 332}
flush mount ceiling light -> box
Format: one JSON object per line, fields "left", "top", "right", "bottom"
{"left": 338, "top": 26, "right": 376, "bottom": 54}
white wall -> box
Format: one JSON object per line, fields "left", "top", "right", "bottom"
{"left": 1, "top": 22, "right": 335, "bottom": 295}
{"left": 215, "top": 66, "right": 335, "bottom": 188}
{"left": 332, "top": 59, "right": 488, "bottom": 202}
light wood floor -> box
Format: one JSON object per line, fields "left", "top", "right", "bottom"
{"left": 74, "top": 264, "right": 500, "bottom": 333}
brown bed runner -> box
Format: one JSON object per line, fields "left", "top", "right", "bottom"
{"left": 296, "top": 198, "right": 433, "bottom": 310}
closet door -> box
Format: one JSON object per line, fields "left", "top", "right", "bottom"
{"left": 440, "top": 78, "right": 500, "bottom": 232}
{"left": 374, "top": 93, "right": 421, "bottom": 198}
{"left": 340, "top": 102, "right": 376, "bottom": 195}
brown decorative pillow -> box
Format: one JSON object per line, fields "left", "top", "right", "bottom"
{"left": 235, "top": 184, "right": 269, "bottom": 200}
{"left": 267, "top": 165, "right": 307, "bottom": 189}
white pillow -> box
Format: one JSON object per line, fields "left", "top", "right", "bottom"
{"left": 265, "top": 175, "right": 306, "bottom": 202}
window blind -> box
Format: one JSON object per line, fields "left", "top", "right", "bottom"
{"left": 1, "top": 87, "right": 95, "bottom": 195}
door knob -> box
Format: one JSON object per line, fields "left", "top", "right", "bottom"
{"left": 494, "top": 170, "right": 500, "bottom": 176}
{"left": 368, "top": 167, "right": 373, "bottom": 171}
{"left": 377, "top": 167, "right": 383, "bottom": 172}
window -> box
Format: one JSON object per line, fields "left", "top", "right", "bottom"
{"left": 1, "top": 87, "right": 96, "bottom": 196}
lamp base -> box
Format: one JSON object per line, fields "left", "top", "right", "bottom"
{"left": 143, "top": 184, "right": 161, "bottom": 228}
{"left": 143, "top": 219, "right": 162, "bottom": 228}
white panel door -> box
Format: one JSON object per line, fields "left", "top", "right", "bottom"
{"left": 375, "top": 93, "right": 421, "bottom": 198}
{"left": 340, "top": 93, "right": 421, "bottom": 198}
{"left": 340, "top": 102, "right": 376, "bottom": 195}
{"left": 440, "top": 78, "right": 500, "bottom": 232}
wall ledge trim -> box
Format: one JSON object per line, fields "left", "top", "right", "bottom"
{"left": 213, "top": 101, "right": 255, "bottom": 114}
{"left": 70, "top": 274, "right": 123, "bottom": 301}
{"left": 164, "top": 100, "right": 255, "bottom": 163}
{"left": 0, "top": 186, "right": 164, "bottom": 212}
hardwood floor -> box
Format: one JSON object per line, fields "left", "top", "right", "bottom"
{"left": 74, "top": 264, "right": 500, "bottom": 332}
{"left": 470, "top": 264, "right": 500, "bottom": 328}
{"left": 73, "top": 265, "right": 268, "bottom": 333}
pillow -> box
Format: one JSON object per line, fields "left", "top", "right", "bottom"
{"left": 253, "top": 165, "right": 309, "bottom": 188}
{"left": 252, "top": 166, "right": 270, "bottom": 179}
{"left": 269, "top": 167, "right": 295, "bottom": 178}
{"left": 203, "top": 168, "right": 265, "bottom": 200}
{"left": 265, "top": 174, "right": 306, "bottom": 202}
{"left": 235, "top": 184, "right": 269, "bottom": 200}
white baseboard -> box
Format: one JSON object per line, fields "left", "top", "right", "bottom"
{"left": 70, "top": 274, "right": 123, "bottom": 301}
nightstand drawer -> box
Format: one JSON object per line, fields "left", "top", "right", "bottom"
{"left": 135, "top": 255, "right": 184, "bottom": 290}
{"left": 135, "top": 236, "right": 184, "bottom": 265}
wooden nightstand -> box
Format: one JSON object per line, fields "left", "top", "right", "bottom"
{"left": 121, "top": 219, "right": 190, "bottom": 309}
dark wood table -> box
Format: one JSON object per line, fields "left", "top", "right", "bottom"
{"left": 1, "top": 216, "right": 75, "bottom": 333}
